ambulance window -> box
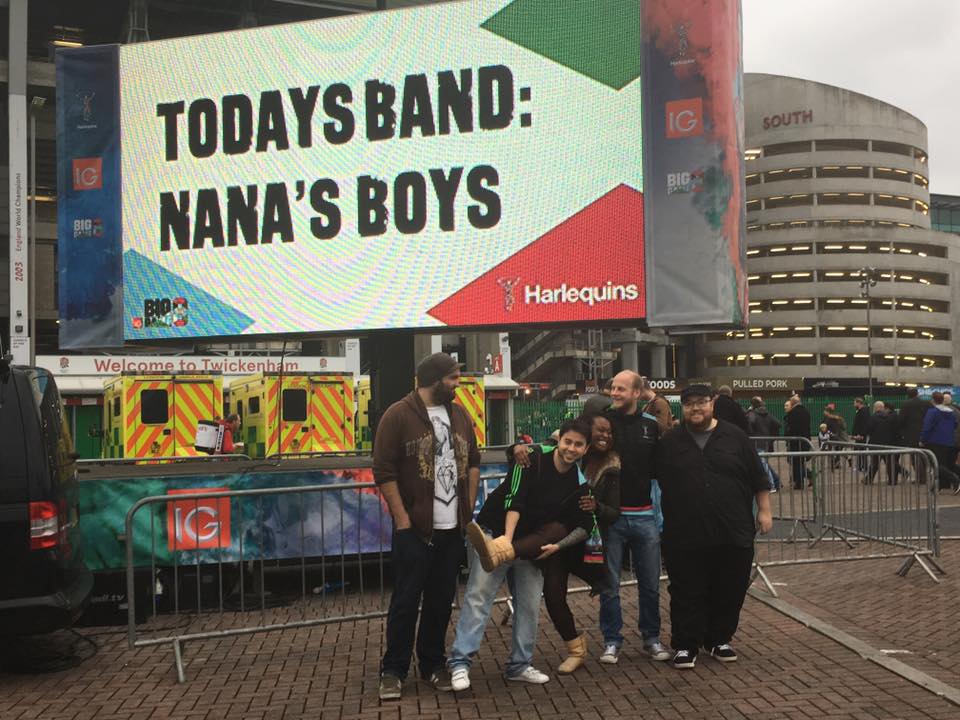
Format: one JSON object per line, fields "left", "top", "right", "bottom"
{"left": 249, "top": 397, "right": 260, "bottom": 415}
{"left": 141, "top": 390, "right": 169, "bottom": 424}
{"left": 282, "top": 389, "right": 307, "bottom": 422}
{"left": 113, "top": 396, "right": 121, "bottom": 417}
{"left": 236, "top": 401, "right": 243, "bottom": 420}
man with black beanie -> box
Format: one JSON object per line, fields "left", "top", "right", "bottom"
{"left": 374, "top": 352, "right": 481, "bottom": 700}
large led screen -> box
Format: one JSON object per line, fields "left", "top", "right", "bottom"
{"left": 56, "top": 0, "right": 745, "bottom": 346}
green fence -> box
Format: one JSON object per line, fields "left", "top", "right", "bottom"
{"left": 513, "top": 394, "right": 909, "bottom": 441}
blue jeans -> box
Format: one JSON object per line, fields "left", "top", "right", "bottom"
{"left": 599, "top": 514, "right": 662, "bottom": 647}
{"left": 761, "top": 457, "right": 780, "bottom": 491}
{"left": 448, "top": 545, "right": 544, "bottom": 678}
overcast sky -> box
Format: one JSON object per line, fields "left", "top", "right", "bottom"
{"left": 743, "top": 0, "right": 960, "bottom": 195}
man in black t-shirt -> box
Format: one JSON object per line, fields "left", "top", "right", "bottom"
{"left": 448, "top": 420, "right": 590, "bottom": 691}
{"left": 655, "top": 384, "right": 772, "bottom": 670}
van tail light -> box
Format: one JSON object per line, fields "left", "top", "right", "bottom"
{"left": 29, "top": 502, "right": 60, "bottom": 550}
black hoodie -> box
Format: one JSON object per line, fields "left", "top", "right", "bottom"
{"left": 746, "top": 406, "right": 780, "bottom": 450}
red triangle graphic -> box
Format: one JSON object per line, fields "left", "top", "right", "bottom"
{"left": 427, "top": 184, "right": 644, "bottom": 326}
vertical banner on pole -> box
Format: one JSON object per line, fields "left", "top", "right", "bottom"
{"left": 7, "top": 0, "right": 28, "bottom": 364}
{"left": 642, "top": 0, "right": 746, "bottom": 328}
{"left": 56, "top": 45, "right": 124, "bottom": 349}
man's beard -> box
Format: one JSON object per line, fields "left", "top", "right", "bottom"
{"left": 432, "top": 382, "right": 456, "bottom": 405}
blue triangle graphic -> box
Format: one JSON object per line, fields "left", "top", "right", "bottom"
{"left": 124, "top": 250, "right": 255, "bottom": 339}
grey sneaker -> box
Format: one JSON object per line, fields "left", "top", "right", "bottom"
{"left": 599, "top": 643, "right": 620, "bottom": 664}
{"left": 643, "top": 641, "right": 671, "bottom": 662}
{"left": 378, "top": 673, "right": 402, "bottom": 700}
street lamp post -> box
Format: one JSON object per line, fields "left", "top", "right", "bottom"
{"left": 858, "top": 267, "right": 879, "bottom": 397}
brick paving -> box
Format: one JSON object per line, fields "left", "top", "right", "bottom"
{"left": 758, "top": 539, "right": 960, "bottom": 690}
{"left": 4, "top": 550, "right": 960, "bottom": 720}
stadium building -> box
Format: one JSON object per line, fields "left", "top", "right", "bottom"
{"left": 699, "top": 73, "right": 958, "bottom": 390}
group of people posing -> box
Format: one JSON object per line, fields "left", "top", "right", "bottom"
{"left": 373, "top": 353, "right": 772, "bottom": 700}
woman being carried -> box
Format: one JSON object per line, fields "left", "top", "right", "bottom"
{"left": 538, "top": 412, "right": 620, "bottom": 673}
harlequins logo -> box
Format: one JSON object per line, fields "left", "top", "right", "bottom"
{"left": 671, "top": 23, "right": 695, "bottom": 67}
{"left": 76, "top": 90, "right": 97, "bottom": 128}
{"left": 496, "top": 277, "right": 521, "bottom": 312}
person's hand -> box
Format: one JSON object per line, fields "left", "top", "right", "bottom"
{"left": 536, "top": 543, "right": 559, "bottom": 560}
{"left": 756, "top": 508, "right": 773, "bottom": 535}
{"left": 513, "top": 444, "right": 532, "bottom": 467}
{"left": 394, "top": 512, "right": 412, "bottom": 531}
{"left": 579, "top": 495, "right": 597, "bottom": 512}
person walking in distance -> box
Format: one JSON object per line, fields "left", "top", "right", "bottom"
{"left": 851, "top": 397, "right": 871, "bottom": 472}
{"left": 920, "top": 392, "right": 959, "bottom": 491}
{"left": 374, "top": 353, "right": 481, "bottom": 701}
{"left": 746, "top": 397, "right": 781, "bottom": 492}
{"left": 597, "top": 371, "right": 668, "bottom": 664}
{"left": 655, "top": 385, "right": 773, "bottom": 669}
{"left": 865, "top": 400, "right": 901, "bottom": 485}
{"left": 784, "top": 394, "right": 812, "bottom": 489}
{"left": 899, "top": 389, "right": 930, "bottom": 480}
{"left": 712, "top": 385, "right": 748, "bottom": 433}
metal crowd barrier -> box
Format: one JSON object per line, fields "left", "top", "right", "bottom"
{"left": 750, "top": 441, "right": 944, "bottom": 597}
{"left": 123, "top": 445, "right": 944, "bottom": 683}
{"left": 124, "top": 481, "right": 389, "bottom": 682}
{"left": 125, "top": 470, "right": 509, "bottom": 682}
{"left": 79, "top": 454, "right": 252, "bottom": 467}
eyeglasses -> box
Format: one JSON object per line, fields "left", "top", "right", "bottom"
{"left": 682, "top": 399, "right": 711, "bottom": 408}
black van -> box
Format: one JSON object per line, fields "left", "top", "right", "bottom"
{"left": 0, "top": 361, "right": 92, "bottom": 634}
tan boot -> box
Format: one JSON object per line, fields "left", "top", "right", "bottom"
{"left": 465, "top": 522, "right": 515, "bottom": 571}
{"left": 557, "top": 635, "right": 587, "bottom": 674}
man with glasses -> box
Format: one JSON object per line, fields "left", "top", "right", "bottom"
{"left": 655, "top": 384, "right": 773, "bottom": 669}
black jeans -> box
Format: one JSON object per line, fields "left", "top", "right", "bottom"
{"left": 381, "top": 528, "right": 463, "bottom": 679}
{"left": 541, "top": 546, "right": 609, "bottom": 642}
{"left": 662, "top": 543, "right": 754, "bottom": 653}
{"left": 867, "top": 453, "right": 900, "bottom": 485}
{"left": 928, "top": 443, "right": 960, "bottom": 489}
{"left": 788, "top": 440, "right": 807, "bottom": 489}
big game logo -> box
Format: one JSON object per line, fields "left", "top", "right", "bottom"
{"left": 143, "top": 296, "right": 189, "bottom": 328}
{"left": 73, "top": 217, "right": 104, "bottom": 238}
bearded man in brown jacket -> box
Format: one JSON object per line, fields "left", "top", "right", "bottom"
{"left": 374, "top": 352, "right": 481, "bottom": 701}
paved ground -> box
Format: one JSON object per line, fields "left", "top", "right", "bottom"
{"left": 3, "top": 540, "right": 960, "bottom": 720}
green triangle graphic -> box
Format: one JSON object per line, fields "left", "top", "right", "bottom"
{"left": 481, "top": 0, "right": 641, "bottom": 91}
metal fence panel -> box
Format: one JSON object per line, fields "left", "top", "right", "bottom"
{"left": 124, "top": 444, "right": 942, "bottom": 683}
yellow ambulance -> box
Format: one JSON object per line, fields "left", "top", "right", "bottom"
{"left": 229, "top": 372, "right": 355, "bottom": 457}
{"left": 102, "top": 373, "right": 224, "bottom": 459}
{"left": 454, "top": 373, "right": 486, "bottom": 449}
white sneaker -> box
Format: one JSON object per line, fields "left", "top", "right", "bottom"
{"left": 507, "top": 666, "right": 549, "bottom": 684}
{"left": 599, "top": 643, "right": 620, "bottom": 664}
{"left": 450, "top": 667, "right": 470, "bottom": 692}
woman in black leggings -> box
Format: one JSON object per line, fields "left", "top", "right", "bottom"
{"left": 538, "top": 412, "right": 621, "bottom": 673}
